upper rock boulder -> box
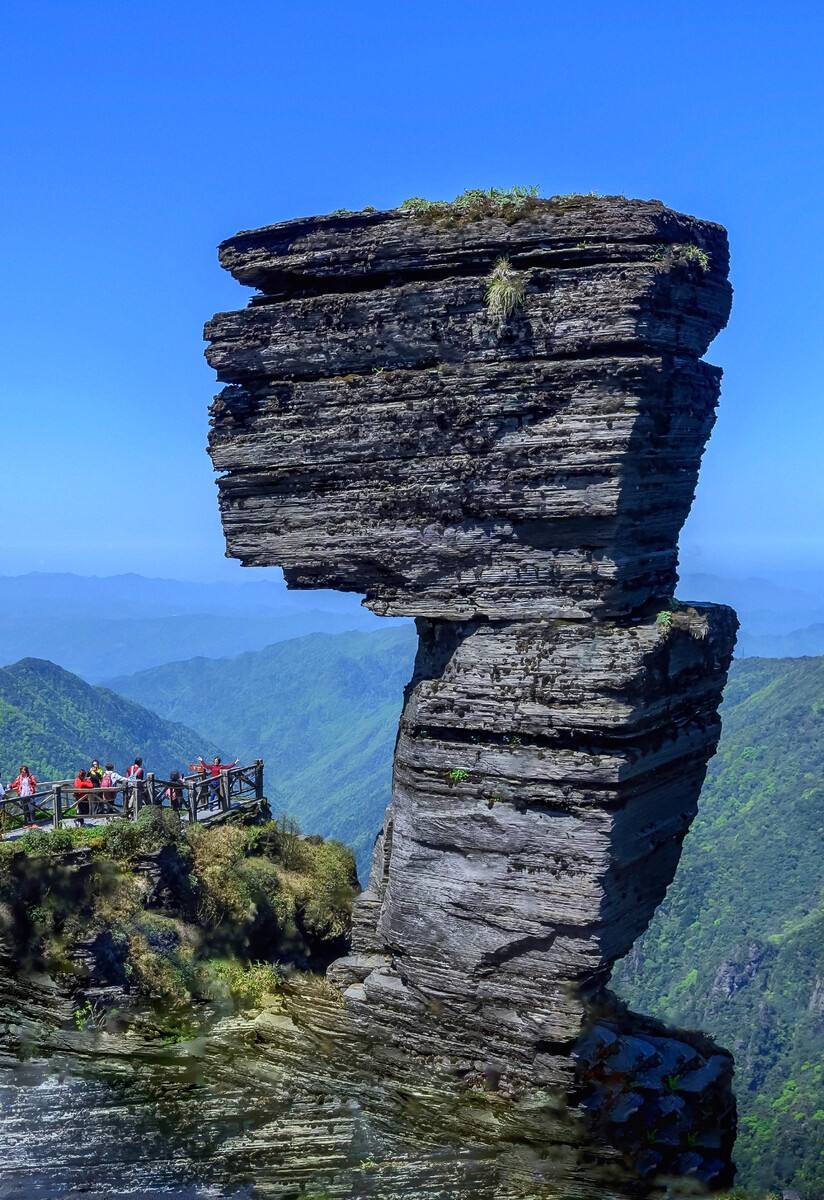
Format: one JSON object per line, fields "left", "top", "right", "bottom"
{"left": 207, "top": 196, "right": 731, "bottom": 620}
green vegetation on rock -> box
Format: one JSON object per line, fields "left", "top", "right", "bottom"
{"left": 0, "top": 809, "right": 357, "bottom": 1029}
{"left": 485, "top": 257, "right": 526, "bottom": 321}
{"left": 614, "top": 655, "right": 824, "bottom": 1198}
{"left": 399, "top": 186, "right": 541, "bottom": 225}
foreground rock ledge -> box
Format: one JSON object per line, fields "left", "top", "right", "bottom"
{"left": 207, "top": 195, "right": 739, "bottom": 1192}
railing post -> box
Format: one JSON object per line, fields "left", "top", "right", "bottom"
{"left": 220, "top": 770, "right": 230, "bottom": 812}
{"left": 147, "top": 773, "right": 156, "bottom": 808}
{"left": 255, "top": 760, "right": 264, "bottom": 802}
{"left": 53, "top": 785, "right": 62, "bottom": 830}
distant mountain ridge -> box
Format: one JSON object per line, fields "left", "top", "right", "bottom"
{"left": 678, "top": 570, "right": 824, "bottom": 638}
{"left": 2, "top": 570, "right": 822, "bottom": 683}
{"left": 0, "top": 572, "right": 404, "bottom": 680}
{"left": 0, "top": 657, "right": 217, "bottom": 782}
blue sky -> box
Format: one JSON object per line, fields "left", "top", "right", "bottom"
{"left": 1, "top": 0, "right": 822, "bottom": 581}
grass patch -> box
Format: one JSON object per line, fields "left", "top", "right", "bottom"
{"left": 485, "top": 257, "right": 526, "bottom": 322}
{"left": 654, "top": 242, "right": 711, "bottom": 272}
{"left": 206, "top": 959, "right": 283, "bottom": 1007}
{"left": 399, "top": 186, "right": 541, "bottom": 227}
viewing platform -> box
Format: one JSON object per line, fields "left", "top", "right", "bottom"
{"left": 0, "top": 761, "right": 266, "bottom": 838}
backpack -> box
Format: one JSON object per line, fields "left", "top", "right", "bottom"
{"left": 102, "top": 772, "right": 113, "bottom": 788}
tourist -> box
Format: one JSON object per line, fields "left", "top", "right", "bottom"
{"left": 101, "top": 763, "right": 127, "bottom": 812}
{"left": 10, "top": 765, "right": 37, "bottom": 827}
{"left": 165, "top": 770, "right": 185, "bottom": 814}
{"left": 88, "top": 759, "right": 104, "bottom": 790}
{"left": 188, "top": 759, "right": 210, "bottom": 812}
{"left": 126, "top": 757, "right": 146, "bottom": 814}
{"left": 73, "top": 768, "right": 94, "bottom": 824}
{"left": 196, "top": 755, "right": 239, "bottom": 810}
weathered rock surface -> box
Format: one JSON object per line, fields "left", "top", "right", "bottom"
{"left": 0, "top": 965, "right": 734, "bottom": 1198}
{"left": 340, "top": 607, "right": 737, "bottom": 1075}
{"left": 208, "top": 198, "right": 731, "bottom": 620}
{"left": 208, "top": 194, "right": 739, "bottom": 1193}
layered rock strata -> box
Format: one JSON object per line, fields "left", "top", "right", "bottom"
{"left": 207, "top": 196, "right": 738, "bottom": 1188}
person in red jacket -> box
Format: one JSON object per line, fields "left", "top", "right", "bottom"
{"left": 196, "top": 755, "right": 239, "bottom": 810}
{"left": 11, "top": 765, "right": 37, "bottom": 827}
{"left": 73, "top": 769, "right": 94, "bottom": 825}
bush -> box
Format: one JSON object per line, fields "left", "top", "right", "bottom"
{"left": 485, "top": 258, "right": 526, "bottom": 322}
{"left": 205, "top": 958, "right": 283, "bottom": 1008}
{"left": 135, "top": 805, "right": 183, "bottom": 847}
{"left": 127, "top": 932, "right": 189, "bottom": 1006}
{"left": 188, "top": 824, "right": 252, "bottom": 927}
{"left": 279, "top": 839, "right": 357, "bottom": 941}
{"left": 99, "top": 820, "right": 145, "bottom": 862}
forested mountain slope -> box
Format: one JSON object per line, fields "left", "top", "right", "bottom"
{"left": 614, "top": 656, "right": 824, "bottom": 1197}
{"left": 108, "top": 626, "right": 418, "bottom": 870}
{"left": 0, "top": 658, "right": 216, "bottom": 780}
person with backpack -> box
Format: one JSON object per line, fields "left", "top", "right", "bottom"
{"left": 11, "top": 766, "right": 37, "bottom": 827}
{"left": 126, "top": 756, "right": 146, "bottom": 815}
{"left": 101, "top": 763, "right": 127, "bottom": 813}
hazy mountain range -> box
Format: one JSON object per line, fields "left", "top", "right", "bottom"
{"left": 3, "top": 570, "right": 822, "bottom": 686}
{"left": 678, "top": 570, "right": 824, "bottom": 652}
{"left": 0, "top": 573, "right": 403, "bottom": 681}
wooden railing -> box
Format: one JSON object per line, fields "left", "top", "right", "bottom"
{"left": 0, "top": 762, "right": 265, "bottom": 836}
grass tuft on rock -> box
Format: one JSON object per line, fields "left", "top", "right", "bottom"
{"left": 399, "top": 186, "right": 541, "bottom": 227}
{"left": 485, "top": 257, "right": 526, "bottom": 322}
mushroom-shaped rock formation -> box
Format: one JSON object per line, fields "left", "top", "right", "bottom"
{"left": 207, "top": 195, "right": 738, "bottom": 1191}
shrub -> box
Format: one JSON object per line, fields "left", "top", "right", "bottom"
{"left": 99, "top": 820, "right": 145, "bottom": 862}
{"left": 188, "top": 824, "right": 252, "bottom": 926}
{"left": 205, "top": 958, "right": 283, "bottom": 1008}
{"left": 135, "top": 805, "right": 183, "bottom": 847}
{"left": 485, "top": 257, "right": 526, "bottom": 322}
{"left": 674, "top": 243, "right": 710, "bottom": 271}
{"left": 295, "top": 840, "right": 357, "bottom": 940}
{"left": 447, "top": 768, "right": 470, "bottom": 785}
{"left": 244, "top": 815, "right": 304, "bottom": 869}
{"left": 127, "top": 932, "right": 189, "bottom": 1006}
{"left": 655, "top": 243, "right": 711, "bottom": 272}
